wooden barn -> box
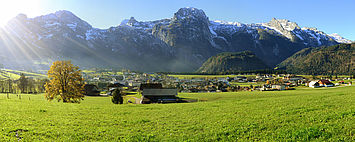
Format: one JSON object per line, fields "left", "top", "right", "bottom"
{"left": 141, "top": 89, "right": 178, "bottom": 104}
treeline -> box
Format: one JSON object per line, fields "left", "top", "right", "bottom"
{"left": 0, "top": 74, "right": 48, "bottom": 94}
{"left": 158, "top": 69, "right": 287, "bottom": 75}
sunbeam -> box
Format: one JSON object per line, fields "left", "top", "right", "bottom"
{"left": 0, "top": 0, "right": 41, "bottom": 27}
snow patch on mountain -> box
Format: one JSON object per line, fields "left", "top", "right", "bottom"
{"left": 119, "top": 19, "right": 129, "bottom": 26}
{"left": 209, "top": 26, "right": 217, "bottom": 36}
{"left": 76, "top": 35, "right": 84, "bottom": 39}
{"left": 260, "top": 23, "right": 284, "bottom": 35}
{"left": 85, "top": 28, "right": 106, "bottom": 40}
{"left": 328, "top": 33, "right": 352, "bottom": 43}
{"left": 295, "top": 34, "right": 304, "bottom": 40}
{"left": 45, "top": 34, "right": 53, "bottom": 39}
{"left": 209, "top": 20, "right": 244, "bottom": 35}
{"left": 67, "top": 23, "right": 77, "bottom": 31}
{"left": 44, "top": 22, "right": 61, "bottom": 28}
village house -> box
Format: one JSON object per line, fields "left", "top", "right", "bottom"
{"left": 318, "top": 80, "right": 334, "bottom": 87}
{"left": 283, "top": 74, "right": 304, "bottom": 81}
{"left": 260, "top": 84, "right": 286, "bottom": 91}
{"left": 308, "top": 80, "right": 334, "bottom": 88}
{"left": 271, "top": 84, "right": 286, "bottom": 90}
{"left": 308, "top": 81, "right": 320, "bottom": 88}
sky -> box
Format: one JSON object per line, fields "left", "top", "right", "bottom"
{"left": 0, "top": 0, "right": 354, "bottom": 40}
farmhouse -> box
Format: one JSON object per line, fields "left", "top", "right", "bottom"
{"left": 308, "top": 81, "right": 320, "bottom": 88}
{"left": 141, "top": 89, "right": 179, "bottom": 104}
{"left": 318, "top": 80, "right": 334, "bottom": 87}
{"left": 260, "top": 84, "right": 286, "bottom": 91}
{"left": 308, "top": 80, "right": 334, "bottom": 88}
{"left": 271, "top": 84, "right": 286, "bottom": 90}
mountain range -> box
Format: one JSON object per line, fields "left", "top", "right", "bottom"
{"left": 0, "top": 7, "right": 352, "bottom": 72}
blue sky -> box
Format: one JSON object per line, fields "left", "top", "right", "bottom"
{"left": 9, "top": 0, "right": 355, "bottom": 40}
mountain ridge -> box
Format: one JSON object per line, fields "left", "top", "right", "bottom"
{"left": 0, "top": 7, "right": 349, "bottom": 72}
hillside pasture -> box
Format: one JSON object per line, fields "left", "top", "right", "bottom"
{"left": 0, "top": 69, "right": 46, "bottom": 79}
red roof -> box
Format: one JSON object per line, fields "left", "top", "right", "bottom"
{"left": 318, "top": 80, "right": 333, "bottom": 85}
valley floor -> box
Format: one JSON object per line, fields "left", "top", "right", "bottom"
{"left": 0, "top": 86, "right": 354, "bottom": 141}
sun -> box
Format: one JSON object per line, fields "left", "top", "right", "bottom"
{"left": 0, "top": 0, "right": 41, "bottom": 27}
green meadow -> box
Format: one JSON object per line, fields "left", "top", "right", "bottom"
{"left": 0, "top": 69, "right": 46, "bottom": 80}
{"left": 0, "top": 86, "right": 354, "bottom": 141}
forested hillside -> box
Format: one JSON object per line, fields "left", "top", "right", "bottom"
{"left": 197, "top": 51, "right": 269, "bottom": 73}
{"left": 278, "top": 43, "right": 355, "bottom": 75}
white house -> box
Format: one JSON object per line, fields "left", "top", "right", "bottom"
{"left": 309, "top": 81, "right": 320, "bottom": 88}
{"left": 271, "top": 85, "right": 286, "bottom": 90}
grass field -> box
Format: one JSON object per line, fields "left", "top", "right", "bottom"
{"left": 0, "top": 86, "right": 354, "bottom": 141}
{"left": 0, "top": 69, "right": 46, "bottom": 79}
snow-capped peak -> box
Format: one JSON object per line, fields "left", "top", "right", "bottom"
{"left": 328, "top": 33, "right": 353, "bottom": 43}
{"left": 173, "top": 7, "right": 208, "bottom": 21}
{"left": 211, "top": 20, "right": 243, "bottom": 26}
{"left": 267, "top": 18, "right": 301, "bottom": 32}
{"left": 54, "top": 10, "right": 76, "bottom": 17}
{"left": 119, "top": 19, "right": 130, "bottom": 26}
{"left": 6, "top": 13, "right": 28, "bottom": 24}
{"left": 34, "top": 10, "right": 88, "bottom": 26}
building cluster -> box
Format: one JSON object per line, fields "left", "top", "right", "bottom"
{"left": 82, "top": 71, "right": 353, "bottom": 95}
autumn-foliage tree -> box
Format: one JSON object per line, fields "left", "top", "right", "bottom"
{"left": 45, "top": 61, "right": 85, "bottom": 103}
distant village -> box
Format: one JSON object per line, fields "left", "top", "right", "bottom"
{"left": 82, "top": 71, "right": 354, "bottom": 97}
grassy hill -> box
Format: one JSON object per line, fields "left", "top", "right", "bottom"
{"left": 0, "top": 69, "right": 46, "bottom": 80}
{"left": 197, "top": 51, "right": 269, "bottom": 73}
{"left": 0, "top": 86, "right": 354, "bottom": 141}
{"left": 278, "top": 43, "right": 355, "bottom": 75}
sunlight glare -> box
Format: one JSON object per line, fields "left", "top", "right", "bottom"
{"left": 0, "top": 0, "right": 41, "bottom": 26}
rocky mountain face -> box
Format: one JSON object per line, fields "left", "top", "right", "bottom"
{"left": 0, "top": 8, "right": 349, "bottom": 72}
{"left": 0, "top": 11, "right": 175, "bottom": 71}
{"left": 197, "top": 51, "right": 269, "bottom": 73}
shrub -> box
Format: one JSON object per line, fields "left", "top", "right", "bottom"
{"left": 112, "top": 89, "right": 123, "bottom": 104}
